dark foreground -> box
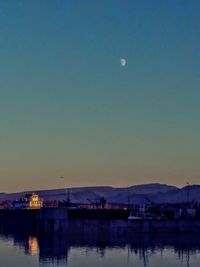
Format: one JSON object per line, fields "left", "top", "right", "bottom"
{"left": 1, "top": 208, "right": 200, "bottom": 235}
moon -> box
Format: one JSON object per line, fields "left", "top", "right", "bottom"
{"left": 120, "top": 58, "right": 126, "bottom": 66}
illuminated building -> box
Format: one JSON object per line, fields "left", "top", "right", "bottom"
{"left": 29, "top": 193, "right": 43, "bottom": 209}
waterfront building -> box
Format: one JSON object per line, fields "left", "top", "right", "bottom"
{"left": 12, "top": 193, "right": 43, "bottom": 209}
{"left": 29, "top": 193, "right": 43, "bottom": 209}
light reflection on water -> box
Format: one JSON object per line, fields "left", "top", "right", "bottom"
{"left": 0, "top": 233, "right": 200, "bottom": 267}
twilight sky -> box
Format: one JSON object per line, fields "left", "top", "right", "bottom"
{"left": 0, "top": 0, "right": 200, "bottom": 192}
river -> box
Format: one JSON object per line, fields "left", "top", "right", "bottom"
{"left": 0, "top": 232, "right": 200, "bottom": 267}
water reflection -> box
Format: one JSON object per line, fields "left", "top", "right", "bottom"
{"left": 28, "top": 236, "right": 39, "bottom": 256}
{"left": 1, "top": 232, "right": 200, "bottom": 267}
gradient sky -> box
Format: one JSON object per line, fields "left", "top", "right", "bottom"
{"left": 0, "top": 0, "right": 200, "bottom": 192}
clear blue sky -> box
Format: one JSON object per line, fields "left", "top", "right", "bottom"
{"left": 0, "top": 0, "right": 200, "bottom": 192}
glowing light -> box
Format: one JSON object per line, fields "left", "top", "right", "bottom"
{"left": 120, "top": 58, "right": 126, "bottom": 66}
{"left": 28, "top": 237, "right": 39, "bottom": 256}
{"left": 29, "top": 193, "right": 43, "bottom": 209}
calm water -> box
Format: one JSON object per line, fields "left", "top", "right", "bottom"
{"left": 0, "top": 233, "right": 200, "bottom": 267}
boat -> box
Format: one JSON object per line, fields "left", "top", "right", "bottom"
{"left": 128, "top": 211, "right": 157, "bottom": 220}
{"left": 128, "top": 205, "right": 162, "bottom": 220}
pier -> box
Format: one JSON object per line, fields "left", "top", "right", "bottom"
{"left": 1, "top": 208, "right": 200, "bottom": 234}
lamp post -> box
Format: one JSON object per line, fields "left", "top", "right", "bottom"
{"left": 186, "top": 181, "right": 190, "bottom": 204}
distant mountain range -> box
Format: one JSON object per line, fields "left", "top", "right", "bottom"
{"left": 0, "top": 183, "right": 200, "bottom": 204}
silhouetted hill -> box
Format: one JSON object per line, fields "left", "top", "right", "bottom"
{"left": 128, "top": 183, "right": 177, "bottom": 194}
{"left": 1, "top": 183, "right": 200, "bottom": 204}
{"left": 152, "top": 185, "right": 200, "bottom": 203}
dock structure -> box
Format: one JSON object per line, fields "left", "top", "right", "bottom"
{"left": 1, "top": 208, "right": 200, "bottom": 234}
{"left": 0, "top": 208, "right": 68, "bottom": 234}
{"left": 40, "top": 208, "right": 68, "bottom": 233}
{"left": 67, "top": 218, "right": 200, "bottom": 235}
